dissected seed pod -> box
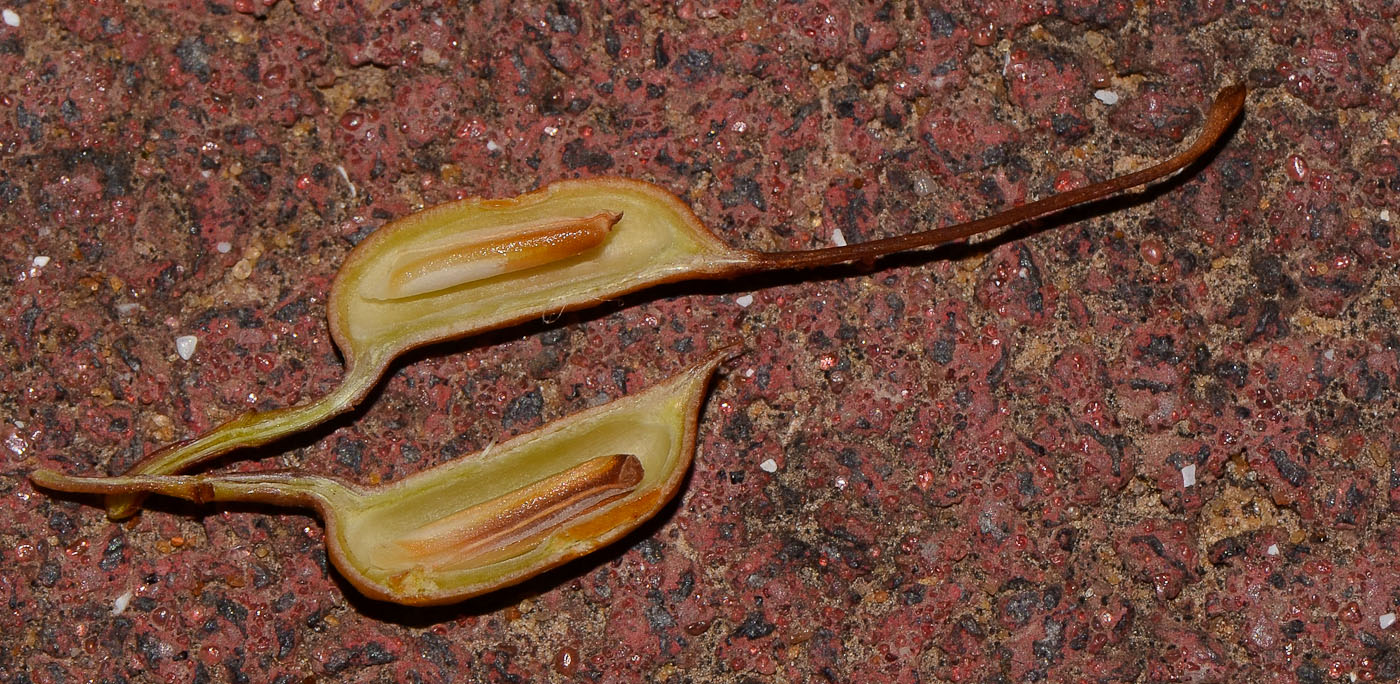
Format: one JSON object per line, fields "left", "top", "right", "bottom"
{"left": 102, "top": 84, "right": 1246, "bottom": 519}
{"left": 34, "top": 351, "right": 726, "bottom": 605}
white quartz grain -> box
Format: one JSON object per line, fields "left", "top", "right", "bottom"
{"left": 175, "top": 335, "right": 198, "bottom": 360}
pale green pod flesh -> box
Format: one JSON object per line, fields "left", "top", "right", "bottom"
{"left": 104, "top": 179, "right": 749, "bottom": 519}
{"left": 35, "top": 351, "right": 725, "bottom": 605}
{"left": 101, "top": 85, "right": 1246, "bottom": 519}
{"left": 328, "top": 178, "right": 751, "bottom": 366}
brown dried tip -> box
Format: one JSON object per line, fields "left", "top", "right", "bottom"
{"left": 750, "top": 83, "right": 1247, "bottom": 270}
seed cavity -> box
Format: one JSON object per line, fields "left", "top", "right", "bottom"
{"left": 395, "top": 453, "right": 644, "bottom": 570}
{"left": 382, "top": 212, "right": 621, "bottom": 299}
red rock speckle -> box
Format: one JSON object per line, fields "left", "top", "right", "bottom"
{"left": 5, "top": 1, "right": 1400, "bottom": 682}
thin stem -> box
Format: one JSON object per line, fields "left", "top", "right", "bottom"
{"left": 104, "top": 358, "right": 383, "bottom": 519}
{"left": 749, "top": 84, "right": 1246, "bottom": 271}
{"left": 34, "top": 469, "right": 347, "bottom": 510}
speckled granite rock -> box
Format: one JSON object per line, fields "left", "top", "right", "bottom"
{"left": 3, "top": 1, "right": 1399, "bottom": 681}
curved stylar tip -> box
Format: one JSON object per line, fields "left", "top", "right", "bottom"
{"left": 1212, "top": 83, "right": 1247, "bottom": 126}
{"left": 28, "top": 468, "right": 69, "bottom": 491}
{"left": 1218, "top": 83, "right": 1247, "bottom": 112}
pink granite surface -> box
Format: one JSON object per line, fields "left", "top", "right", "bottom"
{"left": 3, "top": 0, "right": 1399, "bottom": 681}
